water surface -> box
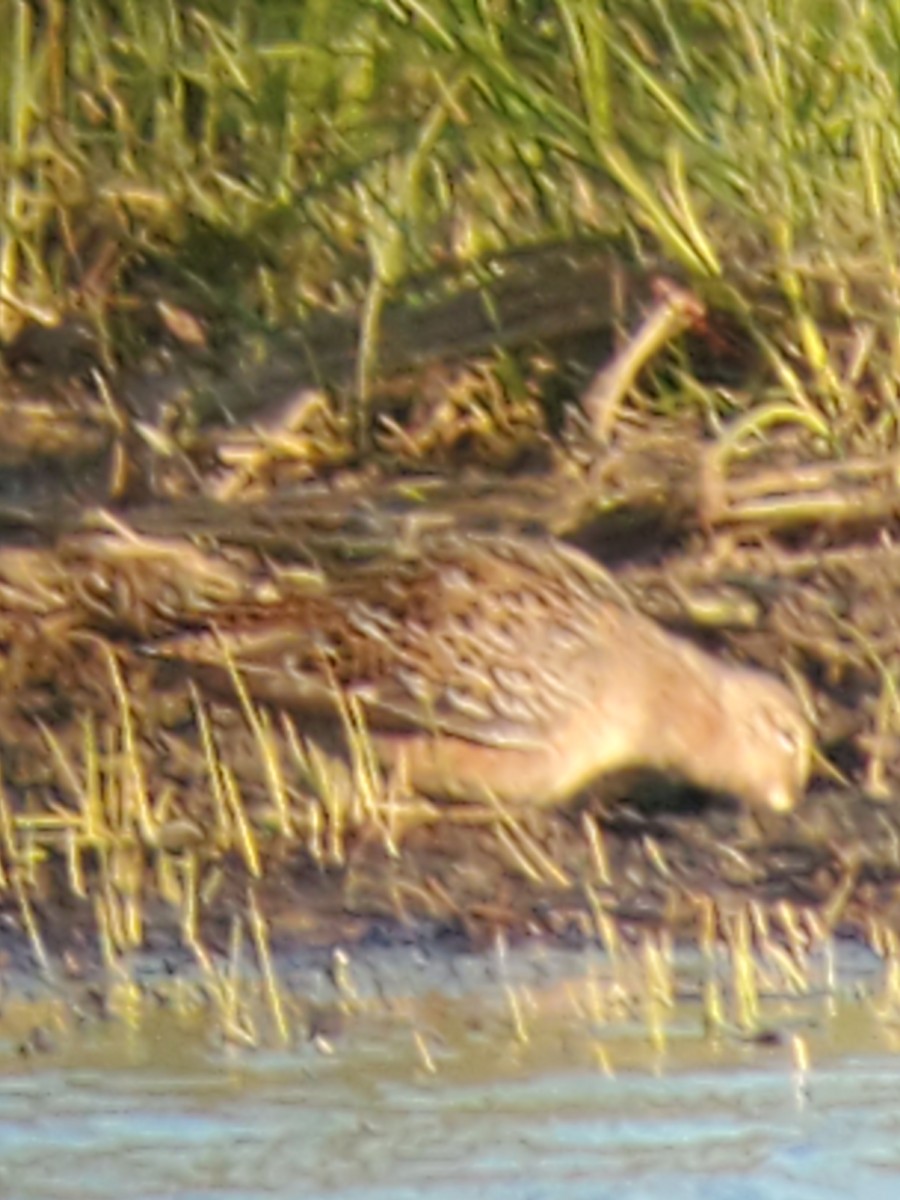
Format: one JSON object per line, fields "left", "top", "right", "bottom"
{"left": 0, "top": 944, "right": 898, "bottom": 1200}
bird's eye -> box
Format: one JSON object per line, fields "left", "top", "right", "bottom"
{"left": 774, "top": 724, "right": 800, "bottom": 753}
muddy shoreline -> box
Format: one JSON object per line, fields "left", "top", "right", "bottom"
{"left": 0, "top": 249, "right": 899, "bottom": 1039}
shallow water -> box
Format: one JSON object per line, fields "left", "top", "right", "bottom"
{"left": 2, "top": 945, "right": 900, "bottom": 1200}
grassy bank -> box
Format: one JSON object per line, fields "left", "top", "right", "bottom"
{"left": 1, "top": 1, "right": 900, "bottom": 1038}
{"left": 1, "top": 1, "right": 899, "bottom": 435}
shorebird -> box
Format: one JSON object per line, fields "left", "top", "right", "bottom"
{"left": 149, "top": 532, "right": 811, "bottom": 812}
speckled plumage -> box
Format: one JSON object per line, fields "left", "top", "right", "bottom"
{"left": 151, "top": 533, "right": 812, "bottom": 811}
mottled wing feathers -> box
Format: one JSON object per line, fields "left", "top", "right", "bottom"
{"left": 148, "top": 534, "right": 632, "bottom": 746}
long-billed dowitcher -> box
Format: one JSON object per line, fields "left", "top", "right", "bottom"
{"left": 151, "top": 533, "right": 811, "bottom": 812}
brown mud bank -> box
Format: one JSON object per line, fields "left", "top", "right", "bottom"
{"left": 0, "top": 251, "right": 899, "bottom": 1035}
{"left": 0, "top": 460, "right": 896, "bottom": 1013}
